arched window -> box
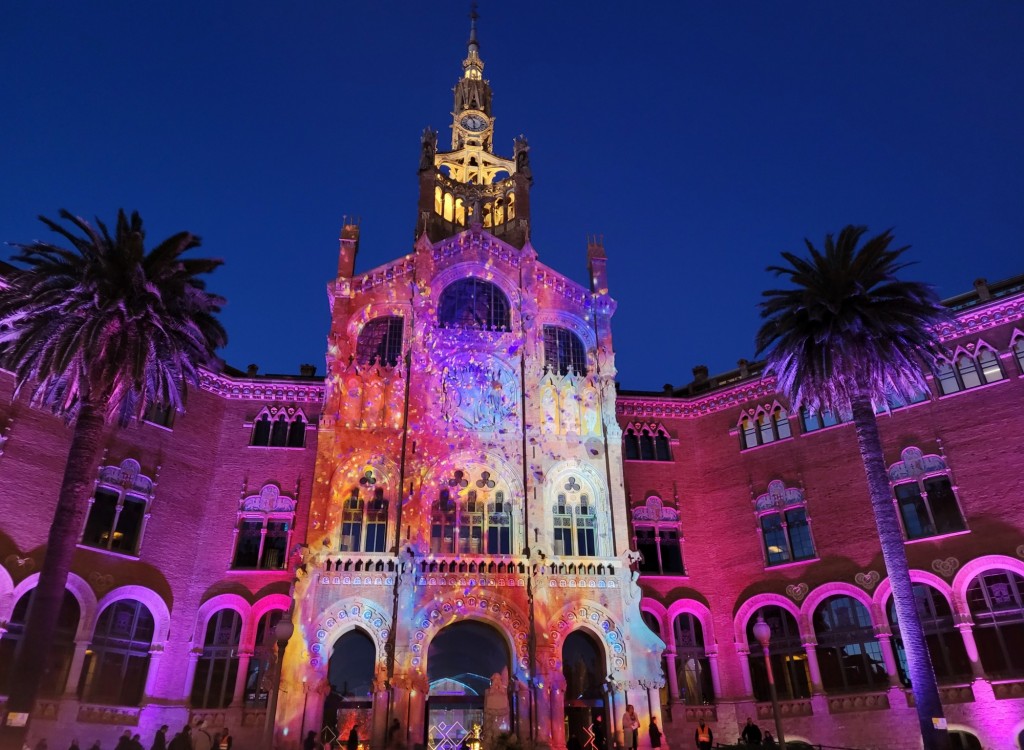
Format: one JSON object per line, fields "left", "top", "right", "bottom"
{"left": 270, "top": 415, "right": 289, "bottom": 447}
{"left": 437, "top": 278, "right": 510, "bottom": 332}
{"left": 251, "top": 409, "right": 307, "bottom": 448}
{"left": 356, "top": 316, "right": 404, "bottom": 368}
{"left": 1013, "top": 336, "right": 1024, "bottom": 374}
{"left": 287, "top": 415, "right": 306, "bottom": 448}
{"left": 639, "top": 429, "right": 655, "bottom": 460}
{"left": 889, "top": 447, "right": 966, "bottom": 540}
{"left": 430, "top": 469, "right": 512, "bottom": 555}
{"left": 552, "top": 476, "right": 598, "bottom": 558}
{"left": 232, "top": 484, "right": 297, "bottom": 569}
{"left": 632, "top": 497, "right": 684, "bottom": 576}
{"left": 624, "top": 429, "right": 639, "bottom": 460}
{"left": 78, "top": 599, "right": 154, "bottom": 705}
{"left": 887, "top": 584, "right": 971, "bottom": 684}
{"left": 755, "top": 481, "right": 815, "bottom": 567}
{"left": 966, "top": 569, "right": 1024, "bottom": 678}
{"left": 340, "top": 487, "right": 389, "bottom": 554}
{"left": 655, "top": 430, "right": 672, "bottom": 461}
{"left": 245, "top": 609, "right": 284, "bottom": 707}
{"left": 252, "top": 414, "right": 271, "bottom": 445}
{"left": 673, "top": 614, "right": 714, "bottom": 705}
{"left": 813, "top": 595, "right": 886, "bottom": 693}
{"left": 0, "top": 589, "right": 80, "bottom": 697}
{"left": 81, "top": 458, "right": 155, "bottom": 556}
{"left": 746, "top": 606, "right": 810, "bottom": 701}
{"left": 542, "top": 325, "right": 587, "bottom": 376}
{"left": 191, "top": 609, "right": 242, "bottom": 708}
{"left": 739, "top": 406, "right": 792, "bottom": 449}
{"left": 935, "top": 345, "right": 1005, "bottom": 395}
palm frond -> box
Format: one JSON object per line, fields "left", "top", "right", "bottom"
{"left": 756, "top": 225, "right": 951, "bottom": 412}
{"left": 0, "top": 209, "right": 227, "bottom": 424}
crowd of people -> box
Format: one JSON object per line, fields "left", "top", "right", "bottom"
{"left": 30, "top": 720, "right": 233, "bottom": 750}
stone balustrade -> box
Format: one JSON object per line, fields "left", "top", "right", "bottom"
{"left": 77, "top": 704, "right": 142, "bottom": 725}
{"left": 826, "top": 691, "right": 890, "bottom": 714}
{"left": 992, "top": 680, "right": 1024, "bottom": 700}
{"left": 756, "top": 697, "right": 813, "bottom": 719}
{"left": 682, "top": 705, "right": 717, "bottom": 723}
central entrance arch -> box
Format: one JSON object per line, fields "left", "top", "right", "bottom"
{"left": 426, "top": 620, "right": 511, "bottom": 750}
{"left": 563, "top": 630, "right": 607, "bottom": 750}
{"left": 325, "top": 629, "right": 377, "bottom": 747}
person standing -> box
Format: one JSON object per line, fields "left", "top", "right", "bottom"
{"left": 649, "top": 717, "right": 662, "bottom": 749}
{"left": 151, "top": 727, "right": 169, "bottom": 750}
{"left": 694, "top": 719, "right": 712, "bottom": 750}
{"left": 168, "top": 726, "right": 192, "bottom": 750}
{"left": 192, "top": 722, "right": 213, "bottom": 750}
{"left": 622, "top": 705, "right": 640, "bottom": 750}
{"left": 347, "top": 725, "right": 359, "bottom": 750}
{"left": 217, "top": 730, "right": 232, "bottom": 750}
{"left": 114, "top": 732, "right": 132, "bottom": 750}
{"left": 741, "top": 718, "right": 762, "bottom": 746}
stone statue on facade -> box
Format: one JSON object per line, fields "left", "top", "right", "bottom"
{"left": 420, "top": 128, "right": 438, "bottom": 172}
{"left": 482, "top": 667, "right": 511, "bottom": 749}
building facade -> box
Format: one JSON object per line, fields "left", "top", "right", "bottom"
{"left": 2, "top": 16, "right": 1024, "bottom": 750}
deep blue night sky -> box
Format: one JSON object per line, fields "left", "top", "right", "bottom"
{"left": 3, "top": 2, "right": 1022, "bottom": 391}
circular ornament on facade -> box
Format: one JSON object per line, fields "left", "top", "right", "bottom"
{"left": 350, "top": 605, "right": 361, "bottom": 615}
{"left": 319, "top": 628, "right": 330, "bottom": 638}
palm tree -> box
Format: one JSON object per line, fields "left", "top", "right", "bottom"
{"left": 755, "top": 225, "right": 952, "bottom": 750}
{"left": 0, "top": 210, "right": 226, "bottom": 746}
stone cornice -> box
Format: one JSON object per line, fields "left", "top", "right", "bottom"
{"left": 618, "top": 288, "right": 1024, "bottom": 420}
{"left": 199, "top": 369, "right": 325, "bottom": 403}
{"left": 618, "top": 377, "right": 779, "bottom": 420}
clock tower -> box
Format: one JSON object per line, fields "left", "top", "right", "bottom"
{"left": 417, "top": 8, "right": 532, "bottom": 246}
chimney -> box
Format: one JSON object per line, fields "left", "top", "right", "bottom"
{"left": 338, "top": 219, "right": 360, "bottom": 279}
{"left": 246, "top": 364, "right": 259, "bottom": 377}
{"left": 973, "top": 278, "right": 991, "bottom": 301}
{"left": 692, "top": 364, "right": 709, "bottom": 384}
{"left": 299, "top": 364, "right": 317, "bottom": 377}
{"left": 587, "top": 234, "right": 608, "bottom": 295}
{"left": 738, "top": 358, "right": 750, "bottom": 377}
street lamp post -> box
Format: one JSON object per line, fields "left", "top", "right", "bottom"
{"left": 752, "top": 613, "right": 787, "bottom": 750}
{"left": 263, "top": 616, "right": 296, "bottom": 750}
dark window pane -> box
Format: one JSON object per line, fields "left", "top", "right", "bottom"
{"left": 261, "top": 521, "right": 289, "bottom": 569}
{"left": 761, "top": 513, "right": 790, "bottom": 566}
{"left": 112, "top": 497, "right": 146, "bottom": 553}
{"left": 233, "top": 521, "right": 263, "bottom": 568}
{"left": 287, "top": 417, "right": 306, "bottom": 448}
{"left": 82, "top": 490, "right": 118, "bottom": 549}
{"left": 542, "top": 325, "right": 587, "bottom": 376}
{"left": 356, "top": 316, "right": 404, "bottom": 367}
{"left": 895, "top": 483, "right": 931, "bottom": 539}
{"left": 786, "top": 508, "right": 815, "bottom": 560}
{"left": 270, "top": 417, "right": 289, "bottom": 447}
{"left": 437, "top": 278, "right": 510, "bottom": 331}
{"left": 252, "top": 415, "right": 271, "bottom": 446}
{"left": 924, "top": 477, "right": 965, "bottom": 535}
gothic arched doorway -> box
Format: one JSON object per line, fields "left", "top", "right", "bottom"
{"left": 324, "top": 629, "right": 377, "bottom": 747}
{"left": 426, "top": 621, "right": 511, "bottom": 750}
{"left": 563, "top": 630, "right": 606, "bottom": 750}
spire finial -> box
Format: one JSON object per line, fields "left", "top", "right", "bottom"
{"left": 468, "top": 3, "right": 480, "bottom": 54}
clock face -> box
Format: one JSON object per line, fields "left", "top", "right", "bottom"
{"left": 460, "top": 114, "right": 487, "bottom": 132}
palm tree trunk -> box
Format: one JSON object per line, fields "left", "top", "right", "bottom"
{"left": 850, "top": 395, "right": 951, "bottom": 750}
{"left": 1, "top": 403, "right": 106, "bottom": 750}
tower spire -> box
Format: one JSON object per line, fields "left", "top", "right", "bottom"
{"left": 468, "top": 2, "right": 479, "bottom": 56}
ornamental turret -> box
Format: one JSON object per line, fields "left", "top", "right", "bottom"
{"left": 416, "top": 8, "right": 532, "bottom": 246}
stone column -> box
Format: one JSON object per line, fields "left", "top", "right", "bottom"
{"left": 955, "top": 620, "right": 987, "bottom": 680}
{"left": 706, "top": 650, "right": 722, "bottom": 700}
{"left": 64, "top": 639, "right": 92, "bottom": 696}
{"left": 233, "top": 650, "right": 253, "bottom": 706}
{"left": 663, "top": 652, "right": 680, "bottom": 702}
{"left": 182, "top": 649, "right": 203, "bottom": 703}
{"left": 734, "top": 645, "right": 753, "bottom": 698}
{"left": 408, "top": 677, "right": 428, "bottom": 750}
{"left": 802, "top": 641, "right": 824, "bottom": 695}
{"left": 874, "top": 631, "right": 902, "bottom": 688}
{"left": 605, "top": 682, "right": 621, "bottom": 749}
{"left": 144, "top": 645, "right": 168, "bottom": 701}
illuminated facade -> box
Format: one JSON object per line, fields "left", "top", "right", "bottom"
{"left": 275, "top": 15, "right": 662, "bottom": 750}
{"left": 2, "top": 14, "right": 1024, "bottom": 750}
